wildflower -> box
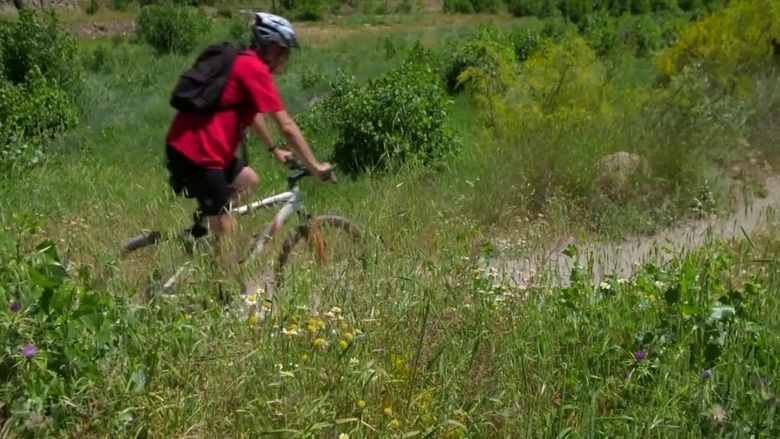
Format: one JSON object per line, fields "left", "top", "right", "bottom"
{"left": 389, "top": 418, "right": 400, "bottom": 427}
{"left": 340, "top": 322, "right": 349, "bottom": 331}
{"left": 617, "top": 278, "right": 628, "bottom": 285}
{"left": 307, "top": 323, "right": 317, "bottom": 332}
{"left": 248, "top": 315, "right": 259, "bottom": 327}
{"left": 599, "top": 281, "right": 611, "bottom": 290}
{"left": 279, "top": 370, "right": 294, "bottom": 378}
{"left": 349, "top": 357, "right": 359, "bottom": 366}
{"left": 20, "top": 344, "right": 37, "bottom": 357}
{"left": 710, "top": 403, "right": 726, "bottom": 428}
{"left": 356, "top": 400, "right": 366, "bottom": 409}
{"left": 634, "top": 350, "right": 646, "bottom": 361}
{"left": 759, "top": 379, "right": 766, "bottom": 388}
{"left": 339, "top": 340, "right": 348, "bottom": 349}
{"left": 281, "top": 327, "right": 300, "bottom": 337}
{"left": 245, "top": 295, "right": 258, "bottom": 306}
{"left": 621, "top": 371, "right": 630, "bottom": 380}
{"left": 344, "top": 332, "right": 354, "bottom": 342}
{"left": 314, "top": 338, "right": 326, "bottom": 347}
{"left": 9, "top": 302, "right": 21, "bottom": 313}
{"left": 383, "top": 407, "right": 393, "bottom": 416}
{"left": 701, "top": 369, "right": 712, "bottom": 379}
{"left": 301, "top": 354, "right": 309, "bottom": 362}
{"left": 317, "top": 320, "right": 326, "bottom": 328}
{"left": 338, "top": 434, "right": 349, "bottom": 439}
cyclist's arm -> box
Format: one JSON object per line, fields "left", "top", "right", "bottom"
{"left": 250, "top": 113, "right": 276, "bottom": 151}
{"left": 239, "top": 60, "right": 324, "bottom": 173}
{"left": 269, "top": 110, "right": 322, "bottom": 171}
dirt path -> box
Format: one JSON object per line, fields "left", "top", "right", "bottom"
{"left": 490, "top": 176, "right": 780, "bottom": 287}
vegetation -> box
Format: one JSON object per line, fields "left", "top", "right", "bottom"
{"left": 1, "top": 0, "right": 780, "bottom": 436}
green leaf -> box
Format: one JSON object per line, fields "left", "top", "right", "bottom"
{"left": 562, "top": 244, "right": 578, "bottom": 258}
{"left": 708, "top": 306, "right": 735, "bottom": 323}
{"left": 663, "top": 284, "right": 681, "bottom": 305}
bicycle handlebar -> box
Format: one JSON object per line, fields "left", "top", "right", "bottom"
{"left": 285, "top": 157, "right": 337, "bottom": 189}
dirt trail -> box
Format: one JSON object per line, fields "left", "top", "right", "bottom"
{"left": 491, "top": 176, "right": 780, "bottom": 287}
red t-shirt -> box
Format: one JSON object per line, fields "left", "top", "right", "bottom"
{"left": 165, "top": 50, "right": 285, "bottom": 169}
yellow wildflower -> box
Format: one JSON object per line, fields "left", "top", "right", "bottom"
{"left": 383, "top": 407, "right": 393, "bottom": 416}
{"left": 389, "top": 418, "right": 399, "bottom": 427}
{"left": 314, "top": 338, "right": 325, "bottom": 347}
{"left": 339, "top": 340, "right": 348, "bottom": 349}
{"left": 356, "top": 400, "right": 366, "bottom": 409}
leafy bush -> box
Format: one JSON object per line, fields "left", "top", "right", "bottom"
{"left": 442, "top": 25, "right": 513, "bottom": 94}
{"left": 280, "top": 0, "right": 325, "bottom": 22}
{"left": 0, "top": 9, "right": 82, "bottom": 171}
{"left": 506, "top": 0, "right": 547, "bottom": 17}
{"left": 136, "top": 4, "right": 211, "bottom": 55}
{"left": 0, "top": 223, "right": 144, "bottom": 432}
{"left": 320, "top": 43, "right": 460, "bottom": 175}
{"left": 443, "top": 0, "right": 502, "bottom": 14}
{"left": 508, "top": 27, "right": 544, "bottom": 62}
{"left": 654, "top": 0, "right": 780, "bottom": 93}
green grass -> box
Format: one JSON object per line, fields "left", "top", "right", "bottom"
{"left": 2, "top": 4, "right": 780, "bottom": 438}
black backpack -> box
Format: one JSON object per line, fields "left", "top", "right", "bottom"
{"left": 169, "top": 42, "right": 249, "bottom": 114}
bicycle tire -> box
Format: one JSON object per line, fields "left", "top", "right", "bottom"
{"left": 274, "top": 215, "right": 364, "bottom": 285}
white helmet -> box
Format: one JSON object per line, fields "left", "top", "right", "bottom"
{"left": 253, "top": 12, "right": 299, "bottom": 49}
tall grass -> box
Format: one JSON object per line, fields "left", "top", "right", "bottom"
{"left": 1, "top": 7, "right": 780, "bottom": 438}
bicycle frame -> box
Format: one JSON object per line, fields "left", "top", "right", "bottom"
{"left": 158, "top": 164, "right": 323, "bottom": 294}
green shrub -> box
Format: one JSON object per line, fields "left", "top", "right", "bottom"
{"left": 280, "top": 0, "right": 325, "bottom": 22}
{"left": 0, "top": 8, "right": 81, "bottom": 94}
{"left": 0, "top": 228, "right": 145, "bottom": 432}
{"left": 443, "top": 0, "right": 502, "bottom": 14}
{"left": 506, "top": 0, "right": 547, "bottom": 17}
{"left": 0, "top": 8, "right": 82, "bottom": 171}
{"left": 509, "top": 27, "right": 544, "bottom": 62}
{"left": 442, "top": 25, "right": 511, "bottom": 94}
{"left": 321, "top": 43, "right": 460, "bottom": 175}
{"left": 443, "top": 0, "right": 475, "bottom": 13}
{"left": 136, "top": 4, "right": 211, "bottom": 55}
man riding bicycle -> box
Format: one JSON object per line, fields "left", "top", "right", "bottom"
{"left": 164, "top": 12, "right": 333, "bottom": 268}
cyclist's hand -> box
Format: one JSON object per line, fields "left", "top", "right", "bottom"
{"left": 315, "top": 163, "right": 336, "bottom": 182}
{"left": 273, "top": 148, "right": 293, "bottom": 164}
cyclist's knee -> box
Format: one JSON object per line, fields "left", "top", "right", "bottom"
{"left": 232, "top": 167, "right": 259, "bottom": 193}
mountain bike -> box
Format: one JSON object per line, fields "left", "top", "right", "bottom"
{"left": 119, "top": 157, "right": 364, "bottom": 320}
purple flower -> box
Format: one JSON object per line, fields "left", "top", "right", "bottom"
{"left": 9, "top": 302, "right": 21, "bottom": 313}
{"left": 20, "top": 344, "right": 37, "bottom": 357}
{"left": 701, "top": 369, "right": 711, "bottom": 379}
{"left": 759, "top": 379, "right": 766, "bottom": 388}
{"left": 621, "top": 371, "right": 630, "bottom": 380}
{"left": 634, "top": 350, "right": 646, "bottom": 361}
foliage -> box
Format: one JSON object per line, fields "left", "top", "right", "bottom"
{"left": 135, "top": 4, "right": 212, "bottom": 55}
{"left": 318, "top": 42, "right": 460, "bottom": 175}
{"left": 457, "top": 27, "right": 755, "bottom": 229}
{"left": 442, "top": 0, "right": 502, "bottom": 14}
{"left": 442, "top": 25, "right": 521, "bottom": 94}
{"left": 280, "top": 0, "right": 326, "bottom": 22}
{"left": 0, "top": 218, "right": 145, "bottom": 433}
{"left": 654, "top": 0, "right": 780, "bottom": 95}
{"left": 0, "top": 8, "right": 82, "bottom": 172}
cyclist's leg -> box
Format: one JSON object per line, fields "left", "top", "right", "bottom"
{"left": 166, "top": 145, "right": 209, "bottom": 239}
{"left": 224, "top": 157, "right": 259, "bottom": 206}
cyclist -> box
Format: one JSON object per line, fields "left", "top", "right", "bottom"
{"left": 164, "top": 12, "right": 333, "bottom": 266}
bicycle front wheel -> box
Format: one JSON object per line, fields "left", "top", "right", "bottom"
{"left": 273, "top": 215, "right": 366, "bottom": 311}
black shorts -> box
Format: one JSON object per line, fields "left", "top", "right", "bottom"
{"left": 165, "top": 145, "right": 245, "bottom": 216}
